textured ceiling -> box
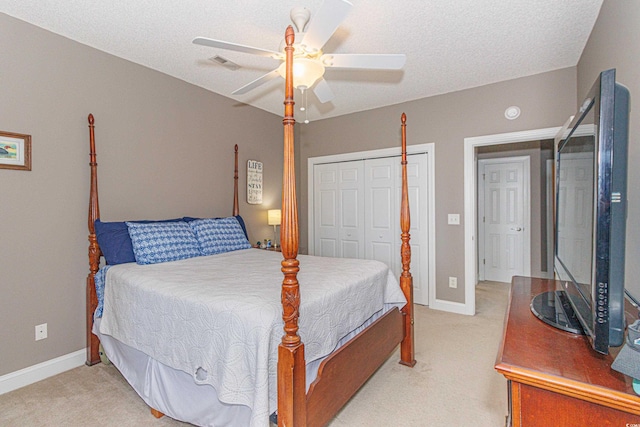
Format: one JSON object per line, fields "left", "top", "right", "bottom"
{"left": 0, "top": 0, "right": 603, "bottom": 122}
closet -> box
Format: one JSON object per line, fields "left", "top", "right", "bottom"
{"left": 310, "top": 150, "right": 431, "bottom": 306}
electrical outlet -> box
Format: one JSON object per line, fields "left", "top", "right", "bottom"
{"left": 35, "top": 323, "right": 47, "bottom": 341}
{"left": 448, "top": 214, "right": 460, "bottom": 225}
{"left": 448, "top": 277, "right": 458, "bottom": 288}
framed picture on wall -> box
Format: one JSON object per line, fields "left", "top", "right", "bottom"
{"left": 0, "top": 131, "right": 31, "bottom": 171}
{"left": 247, "top": 159, "right": 263, "bottom": 204}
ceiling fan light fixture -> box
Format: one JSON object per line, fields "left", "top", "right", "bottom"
{"left": 277, "top": 57, "right": 325, "bottom": 89}
{"left": 195, "top": 0, "right": 403, "bottom": 108}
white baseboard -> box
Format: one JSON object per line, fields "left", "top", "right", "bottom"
{"left": 429, "top": 298, "right": 475, "bottom": 315}
{"left": 0, "top": 349, "right": 86, "bottom": 396}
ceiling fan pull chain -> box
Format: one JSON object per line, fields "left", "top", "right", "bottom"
{"left": 304, "top": 88, "right": 309, "bottom": 124}
{"left": 299, "top": 87, "right": 310, "bottom": 124}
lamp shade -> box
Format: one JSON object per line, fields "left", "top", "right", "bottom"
{"left": 277, "top": 58, "right": 325, "bottom": 89}
{"left": 268, "top": 209, "right": 281, "bottom": 226}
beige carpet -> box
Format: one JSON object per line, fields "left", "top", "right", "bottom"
{"left": 0, "top": 281, "right": 510, "bottom": 426}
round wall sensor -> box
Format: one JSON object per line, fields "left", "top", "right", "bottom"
{"left": 504, "top": 105, "right": 520, "bottom": 120}
{"left": 504, "top": 106, "right": 521, "bottom": 120}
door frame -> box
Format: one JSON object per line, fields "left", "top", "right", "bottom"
{"left": 464, "top": 127, "right": 561, "bottom": 315}
{"left": 477, "top": 156, "right": 531, "bottom": 281}
{"left": 308, "top": 143, "right": 435, "bottom": 305}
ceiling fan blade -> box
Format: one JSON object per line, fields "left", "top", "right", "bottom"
{"left": 231, "top": 69, "right": 281, "bottom": 95}
{"left": 321, "top": 53, "right": 406, "bottom": 70}
{"left": 193, "top": 37, "right": 280, "bottom": 59}
{"left": 312, "top": 78, "right": 335, "bottom": 103}
{"left": 301, "top": 0, "right": 353, "bottom": 52}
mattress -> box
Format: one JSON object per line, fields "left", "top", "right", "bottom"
{"left": 97, "top": 248, "right": 406, "bottom": 426}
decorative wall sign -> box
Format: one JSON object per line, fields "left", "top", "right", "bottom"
{"left": 0, "top": 131, "right": 31, "bottom": 171}
{"left": 247, "top": 160, "right": 263, "bottom": 204}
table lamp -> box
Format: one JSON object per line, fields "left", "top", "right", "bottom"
{"left": 267, "top": 209, "right": 281, "bottom": 247}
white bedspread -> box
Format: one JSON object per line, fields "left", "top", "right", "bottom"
{"left": 99, "top": 249, "right": 406, "bottom": 427}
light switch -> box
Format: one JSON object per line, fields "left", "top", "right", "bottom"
{"left": 448, "top": 214, "right": 460, "bottom": 225}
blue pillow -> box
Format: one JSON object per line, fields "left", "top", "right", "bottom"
{"left": 126, "top": 221, "right": 202, "bottom": 265}
{"left": 95, "top": 218, "right": 183, "bottom": 265}
{"left": 183, "top": 215, "right": 249, "bottom": 241}
{"left": 233, "top": 215, "right": 249, "bottom": 241}
{"left": 189, "top": 217, "right": 252, "bottom": 256}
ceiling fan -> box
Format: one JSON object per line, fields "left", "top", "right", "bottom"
{"left": 193, "top": 0, "right": 406, "bottom": 104}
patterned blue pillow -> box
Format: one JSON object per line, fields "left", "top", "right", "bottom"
{"left": 95, "top": 218, "right": 183, "bottom": 265}
{"left": 189, "top": 217, "right": 252, "bottom": 256}
{"left": 126, "top": 221, "right": 202, "bottom": 265}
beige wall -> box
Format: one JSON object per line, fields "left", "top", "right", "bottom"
{"left": 0, "top": 14, "right": 283, "bottom": 376}
{"left": 300, "top": 68, "right": 577, "bottom": 303}
{"left": 578, "top": 1, "right": 640, "bottom": 299}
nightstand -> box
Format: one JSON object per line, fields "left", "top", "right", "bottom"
{"left": 253, "top": 246, "right": 281, "bottom": 252}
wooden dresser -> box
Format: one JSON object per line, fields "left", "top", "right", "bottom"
{"left": 495, "top": 276, "right": 640, "bottom": 426}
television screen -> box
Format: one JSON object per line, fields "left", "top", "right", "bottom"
{"left": 555, "top": 118, "right": 597, "bottom": 335}
{"left": 554, "top": 69, "right": 629, "bottom": 354}
{"left": 532, "top": 69, "right": 630, "bottom": 354}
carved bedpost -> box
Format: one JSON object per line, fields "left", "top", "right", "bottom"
{"left": 278, "top": 26, "right": 307, "bottom": 427}
{"left": 86, "top": 113, "right": 102, "bottom": 366}
{"left": 399, "top": 113, "right": 416, "bottom": 367}
{"left": 233, "top": 144, "right": 239, "bottom": 216}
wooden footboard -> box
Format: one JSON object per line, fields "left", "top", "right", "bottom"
{"left": 306, "top": 308, "right": 404, "bottom": 427}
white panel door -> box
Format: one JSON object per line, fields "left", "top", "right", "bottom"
{"left": 339, "top": 162, "right": 366, "bottom": 259}
{"left": 479, "top": 158, "right": 530, "bottom": 283}
{"left": 313, "top": 161, "right": 365, "bottom": 258}
{"left": 314, "top": 164, "right": 339, "bottom": 257}
{"left": 364, "top": 155, "right": 429, "bottom": 305}
{"left": 365, "top": 158, "right": 396, "bottom": 270}
{"left": 313, "top": 153, "right": 430, "bottom": 306}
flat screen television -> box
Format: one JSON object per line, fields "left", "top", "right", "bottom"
{"left": 531, "top": 68, "right": 630, "bottom": 354}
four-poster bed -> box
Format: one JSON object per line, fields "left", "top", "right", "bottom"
{"left": 86, "top": 26, "right": 415, "bottom": 427}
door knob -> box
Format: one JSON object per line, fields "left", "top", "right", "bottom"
{"left": 511, "top": 227, "right": 522, "bottom": 231}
